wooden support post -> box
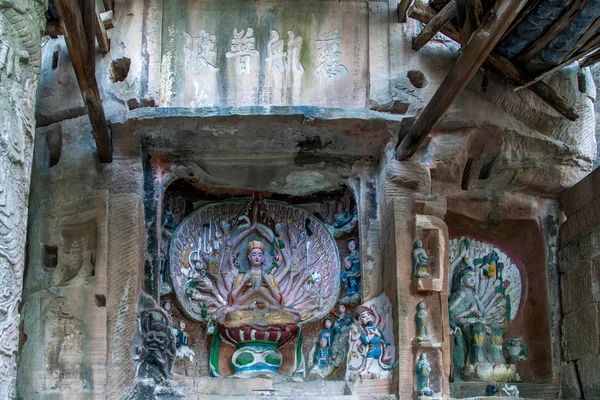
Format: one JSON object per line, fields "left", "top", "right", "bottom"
{"left": 55, "top": 0, "right": 113, "bottom": 163}
{"left": 396, "top": 0, "right": 529, "bottom": 161}
{"left": 412, "top": 0, "right": 457, "bottom": 51}
{"left": 398, "top": 0, "right": 414, "bottom": 23}
{"left": 410, "top": 1, "right": 579, "bottom": 121}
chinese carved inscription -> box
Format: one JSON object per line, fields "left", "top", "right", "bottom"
{"left": 316, "top": 29, "right": 348, "bottom": 79}
{"left": 226, "top": 28, "right": 259, "bottom": 75}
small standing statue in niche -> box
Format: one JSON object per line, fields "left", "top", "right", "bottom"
{"left": 415, "top": 301, "right": 431, "bottom": 343}
{"left": 319, "top": 318, "right": 335, "bottom": 347}
{"left": 412, "top": 239, "right": 430, "bottom": 278}
{"left": 333, "top": 303, "right": 353, "bottom": 335}
{"left": 137, "top": 308, "right": 176, "bottom": 380}
{"left": 314, "top": 337, "right": 333, "bottom": 368}
{"left": 340, "top": 238, "right": 361, "bottom": 304}
{"left": 504, "top": 337, "right": 528, "bottom": 382}
{"left": 416, "top": 352, "right": 434, "bottom": 397}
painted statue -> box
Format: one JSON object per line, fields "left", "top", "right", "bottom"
{"left": 448, "top": 237, "right": 522, "bottom": 382}
{"left": 415, "top": 301, "right": 430, "bottom": 343}
{"left": 169, "top": 193, "right": 342, "bottom": 376}
{"left": 333, "top": 303, "right": 352, "bottom": 335}
{"left": 340, "top": 238, "right": 361, "bottom": 304}
{"left": 319, "top": 318, "right": 335, "bottom": 347}
{"left": 346, "top": 294, "right": 397, "bottom": 380}
{"left": 323, "top": 200, "right": 358, "bottom": 238}
{"left": 416, "top": 352, "right": 434, "bottom": 397}
{"left": 412, "top": 240, "right": 430, "bottom": 278}
{"left": 314, "top": 337, "right": 333, "bottom": 368}
{"left": 504, "top": 337, "right": 528, "bottom": 382}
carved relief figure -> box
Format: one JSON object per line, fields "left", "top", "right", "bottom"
{"left": 415, "top": 301, "right": 430, "bottom": 343}
{"left": 448, "top": 237, "right": 522, "bottom": 382}
{"left": 137, "top": 308, "right": 176, "bottom": 381}
{"left": 340, "top": 238, "right": 360, "bottom": 304}
{"left": 333, "top": 303, "right": 352, "bottom": 335}
{"left": 504, "top": 337, "right": 528, "bottom": 382}
{"left": 412, "top": 239, "right": 430, "bottom": 278}
{"left": 416, "top": 352, "right": 434, "bottom": 397}
{"left": 346, "top": 294, "right": 397, "bottom": 380}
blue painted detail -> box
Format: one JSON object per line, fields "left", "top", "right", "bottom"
{"left": 534, "top": 0, "right": 600, "bottom": 69}
{"left": 496, "top": 0, "right": 570, "bottom": 59}
{"left": 231, "top": 343, "right": 282, "bottom": 373}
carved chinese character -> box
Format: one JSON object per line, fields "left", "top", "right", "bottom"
{"left": 315, "top": 29, "right": 348, "bottom": 79}
{"left": 225, "top": 28, "right": 259, "bottom": 75}
{"left": 184, "top": 30, "right": 218, "bottom": 72}
{"left": 287, "top": 30, "right": 304, "bottom": 74}
{"left": 266, "top": 30, "right": 285, "bottom": 72}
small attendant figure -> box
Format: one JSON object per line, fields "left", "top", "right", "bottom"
{"left": 415, "top": 301, "right": 431, "bottom": 343}
{"left": 333, "top": 303, "right": 352, "bottom": 335}
{"left": 315, "top": 337, "right": 333, "bottom": 368}
{"left": 319, "top": 318, "right": 335, "bottom": 347}
{"left": 504, "top": 337, "right": 528, "bottom": 382}
{"left": 412, "top": 240, "right": 430, "bottom": 278}
{"left": 341, "top": 238, "right": 361, "bottom": 301}
{"left": 176, "top": 320, "right": 189, "bottom": 348}
{"left": 416, "top": 352, "right": 434, "bottom": 397}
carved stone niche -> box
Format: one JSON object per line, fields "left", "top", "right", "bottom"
{"left": 414, "top": 215, "right": 447, "bottom": 293}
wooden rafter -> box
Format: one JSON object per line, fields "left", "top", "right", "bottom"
{"left": 413, "top": 0, "right": 457, "bottom": 51}
{"left": 55, "top": 0, "right": 113, "bottom": 163}
{"left": 514, "top": 0, "right": 591, "bottom": 63}
{"left": 95, "top": 4, "right": 110, "bottom": 54}
{"left": 396, "top": 0, "right": 529, "bottom": 161}
{"left": 398, "top": 0, "right": 414, "bottom": 23}
{"left": 410, "top": 1, "right": 578, "bottom": 121}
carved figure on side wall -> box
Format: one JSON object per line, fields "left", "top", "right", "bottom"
{"left": 314, "top": 337, "right": 333, "bottom": 368}
{"left": 319, "top": 318, "right": 335, "bottom": 347}
{"left": 333, "top": 303, "right": 352, "bottom": 335}
{"left": 412, "top": 240, "right": 430, "bottom": 278}
{"left": 137, "top": 308, "right": 176, "bottom": 381}
{"left": 346, "top": 294, "right": 397, "bottom": 380}
{"left": 416, "top": 352, "right": 434, "bottom": 397}
{"left": 448, "top": 237, "right": 522, "bottom": 382}
{"left": 340, "top": 238, "right": 360, "bottom": 304}
{"left": 415, "top": 301, "right": 430, "bottom": 343}
{"left": 504, "top": 337, "right": 528, "bottom": 382}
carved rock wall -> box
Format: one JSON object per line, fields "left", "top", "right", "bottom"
{"left": 559, "top": 167, "right": 600, "bottom": 399}
{"left": 0, "top": 1, "right": 47, "bottom": 398}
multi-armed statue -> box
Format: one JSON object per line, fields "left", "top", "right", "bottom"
{"left": 169, "top": 193, "right": 341, "bottom": 376}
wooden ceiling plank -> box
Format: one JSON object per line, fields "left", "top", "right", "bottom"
{"left": 396, "top": 0, "right": 529, "bottom": 161}
{"left": 413, "top": 0, "right": 458, "bottom": 51}
{"left": 410, "top": 1, "right": 578, "bottom": 121}
{"left": 567, "top": 16, "right": 600, "bottom": 58}
{"left": 515, "top": 0, "right": 591, "bottom": 63}
{"left": 54, "top": 0, "right": 113, "bottom": 163}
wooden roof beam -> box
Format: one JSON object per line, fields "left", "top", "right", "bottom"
{"left": 55, "top": 0, "right": 113, "bottom": 163}
{"left": 514, "top": 0, "right": 591, "bottom": 63}
{"left": 396, "top": 0, "right": 529, "bottom": 161}
{"left": 410, "top": 2, "right": 579, "bottom": 121}
{"left": 412, "top": 0, "right": 458, "bottom": 51}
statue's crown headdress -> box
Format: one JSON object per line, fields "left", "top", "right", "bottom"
{"left": 246, "top": 240, "right": 265, "bottom": 255}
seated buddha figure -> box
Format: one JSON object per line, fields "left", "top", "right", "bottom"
{"left": 229, "top": 240, "right": 282, "bottom": 307}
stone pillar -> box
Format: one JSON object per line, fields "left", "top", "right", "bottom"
{"left": 0, "top": 2, "right": 47, "bottom": 398}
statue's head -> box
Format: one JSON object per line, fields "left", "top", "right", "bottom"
{"left": 246, "top": 240, "right": 265, "bottom": 267}
{"left": 419, "top": 352, "right": 428, "bottom": 361}
{"left": 414, "top": 240, "right": 423, "bottom": 249}
{"left": 510, "top": 337, "right": 521, "bottom": 346}
{"left": 462, "top": 270, "right": 477, "bottom": 289}
{"left": 347, "top": 238, "right": 357, "bottom": 252}
{"left": 337, "top": 303, "right": 347, "bottom": 315}
{"left": 319, "top": 337, "right": 328, "bottom": 348}
{"left": 324, "top": 318, "right": 333, "bottom": 329}
{"left": 354, "top": 306, "right": 375, "bottom": 327}
{"left": 162, "top": 300, "right": 171, "bottom": 311}
{"left": 418, "top": 301, "right": 425, "bottom": 310}
{"left": 179, "top": 320, "right": 186, "bottom": 330}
